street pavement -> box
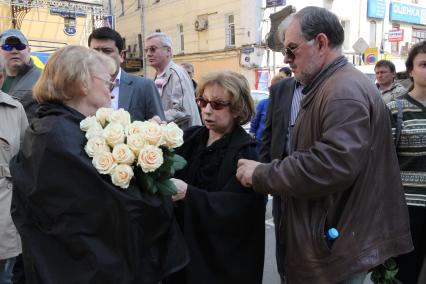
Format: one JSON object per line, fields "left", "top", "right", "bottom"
{"left": 262, "top": 195, "right": 373, "bottom": 284}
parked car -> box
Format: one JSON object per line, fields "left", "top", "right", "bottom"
{"left": 250, "top": 89, "right": 269, "bottom": 106}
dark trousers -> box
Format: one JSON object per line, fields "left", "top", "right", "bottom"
{"left": 395, "top": 206, "right": 426, "bottom": 284}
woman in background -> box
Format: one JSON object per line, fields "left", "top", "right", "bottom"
{"left": 166, "top": 71, "right": 265, "bottom": 284}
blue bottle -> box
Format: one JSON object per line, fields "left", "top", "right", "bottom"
{"left": 325, "top": 227, "right": 339, "bottom": 248}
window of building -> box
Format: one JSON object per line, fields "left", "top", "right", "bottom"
{"left": 225, "top": 14, "right": 235, "bottom": 47}
{"left": 137, "top": 0, "right": 141, "bottom": 9}
{"left": 412, "top": 27, "right": 426, "bottom": 44}
{"left": 177, "top": 24, "right": 184, "bottom": 53}
{"left": 369, "top": 21, "right": 376, "bottom": 47}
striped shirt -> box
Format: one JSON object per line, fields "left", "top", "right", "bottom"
{"left": 387, "top": 94, "right": 426, "bottom": 207}
{"left": 286, "top": 82, "right": 304, "bottom": 155}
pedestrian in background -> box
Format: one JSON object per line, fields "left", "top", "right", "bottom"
{"left": 165, "top": 71, "right": 265, "bottom": 284}
{"left": 387, "top": 40, "right": 426, "bottom": 284}
{"left": 180, "top": 62, "right": 197, "bottom": 91}
{"left": 249, "top": 73, "right": 287, "bottom": 150}
{"left": 375, "top": 59, "right": 406, "bottom": 103}
{"left": 0, "top": 29, "right": 41, "bottom": 122}
{"left": 278, "top": 66, "right": 292, "bottom": 77}
{"left": 145, "top": 32, "right": 201, "bottom": 128}
{"left": 0, "top": 55, "right": 28, "bottom": 284}
{"left": 236, "top": 6, "right": 412, "bottom": 284}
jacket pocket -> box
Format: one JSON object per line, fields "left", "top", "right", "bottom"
{"left": 315, "top": 210, "right": 333, "bottom": 254}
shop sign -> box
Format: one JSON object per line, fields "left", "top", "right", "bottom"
{"left": 364, "top": 47, "right": 379, "bottom": 65}
{"left": 389, "top": 1, "right": 426, "bottom": 25}
{"left": 388, "top": 29, "right": 404, "bottom": 42}
{"left": 367, "top": 0, "right": 386, "bottom": 19}
{"left": 266, "top": 0, "right": 285, "bottom": 8}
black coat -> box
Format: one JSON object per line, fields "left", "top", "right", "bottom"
{"left": 10, "top": 103, "right": 189, "bottom": 284}
{"left": 168, "top": 126, "right": 265, "bottom": 284}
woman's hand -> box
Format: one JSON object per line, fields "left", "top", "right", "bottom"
{"left": 171, "top": 178, "right": 188, "bottom": 202}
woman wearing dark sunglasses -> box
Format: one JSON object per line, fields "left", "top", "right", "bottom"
{"left": 164, "top": 71, "right": 265, "bottom": 284}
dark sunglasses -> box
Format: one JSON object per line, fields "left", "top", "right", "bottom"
{"left": 1, "top": 43, "right": 27, "bottom": 51}
{"left": 281, "top": 39, "right": 314, "bottom": 59}
{"left": 196, "top": 98, "right": 231, "bottom": 110}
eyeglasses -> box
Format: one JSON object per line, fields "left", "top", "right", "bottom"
{"left": 143, "top": 45, "right": 168, "bottom": 54}
{"left": 1, "top": 43, "right": 27, "bottom": 51}
{"left": 94, "top": 76, "right": 116, "bottom": 91}
{"left": 196, "top": 98, "right": 231, "bottom": 110}
{"left": 281, "top": 39, "right": 314, "bottom": 59}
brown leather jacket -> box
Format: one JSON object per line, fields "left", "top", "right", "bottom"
{"left": 253, "top": 56, "right": 413, "bottom": 283}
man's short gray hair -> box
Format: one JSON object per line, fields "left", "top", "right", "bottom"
{"left": 146, "top": 32, "right": 172, "bottom": 48}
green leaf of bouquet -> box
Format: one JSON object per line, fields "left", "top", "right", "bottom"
{"left": 134, "top": 170, "right": 157, "bottom": 194}
{"left": 169, "top": 153, "right": 187, "bottom": 171}
{"left": 156, "top": 179, "right": 177, "bottom": 196}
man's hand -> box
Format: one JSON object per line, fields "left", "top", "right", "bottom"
{"left": 171, "top": 178, "right": 188, "bottom": 201}
{"left": 149, "top": 115, "right": 166, "bottom": 124}
{"left": 236, "top": 159, "right": 261, "bottom": 188}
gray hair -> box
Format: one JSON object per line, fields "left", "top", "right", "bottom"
{"left": 146, "top": 32, "right": 172, "bottom": 48}
{"left": 295, "top": 6, "right": 344, "bottom": 48}
{"left": 277, "top": 13, "right": 295, "bottom": 45}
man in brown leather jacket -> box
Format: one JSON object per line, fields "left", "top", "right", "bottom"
{"left": 237, "top": 6, "right": 413, "bottom": 284}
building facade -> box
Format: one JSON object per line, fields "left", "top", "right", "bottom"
{"left": 114, "top": 0, "right": 426, "bottom": 89}
{"left": 0, "top": 0, "right": 111, "bottom": 65}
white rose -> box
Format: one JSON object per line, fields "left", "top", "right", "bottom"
{"left": 137, "top": 145, "right": 164, "bottom": 173}
{"left": 80, "top": 116, "right": 98, "bottom": 132}
{"left": 85, "top": 137, "right": 110, "bottom": 157}
{"left": 96, "top": 107, "right": 113, "bottom": 127}
{"left": 140, "top": 121, "right": 164, "bottom": 146}
{"left": 107, "top": 108, "right": 131, "bottom": 127}
{"left": 125, "top": 121, "right": 145, "bottom": 137}
{"left": 110, "top": 164, "right": 134, "bottom": 189}
{"left": 103, "top": 122, "right": 125, "bottom": 147}
{"left": 85, "top": 122, "right": 104, "bottom": 139}
{"left": 162, "top": 122, "right": 184, "bottom": 148}
{"left": 92, "top": 151, "right": 116, "bottom": 174}
{"left": 112, "top": 143, "right": 135, "bottom": 165}
{"left": 127, "top": 133, "right": 145, "bottom": 155}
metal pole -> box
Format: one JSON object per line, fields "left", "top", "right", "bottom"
{"left": 140, "top": 0, "right": 147, "bottom": 76}
{"left": 272, "top": 6, "right": 276, "bottom": 76}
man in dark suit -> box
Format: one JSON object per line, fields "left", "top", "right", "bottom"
{"left": 89, "top": 27, "right": 165, "bottom": 121}
{"left": 259, "top": 76, "right": 302, "bottom": 281}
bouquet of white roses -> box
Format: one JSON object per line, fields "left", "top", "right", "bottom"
{"left": 80, "top": 108, "right": 186, "bottom": 196}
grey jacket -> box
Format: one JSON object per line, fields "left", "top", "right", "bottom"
{"left": 156, "top": 61, "right": 201, "bottom": 128}
{"left": 118, "top": 70, "right": 165, "bottom": 121}
{"left": 0, "top": 91, "right": 28, "bottom": 260}
{"left": 7, "top": 59, "right": 41, "bottom": 122}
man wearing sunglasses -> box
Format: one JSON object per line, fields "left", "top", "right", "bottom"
{"left": 0, "top": 29, "right": 41, "bottom": 122}
{"left": 237, "top": 6, "right": 412, "bottom": 284}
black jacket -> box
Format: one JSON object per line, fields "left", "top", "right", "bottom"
{"left": 168, "top": 126, "right": 265, "bottom": 284}
{"left": 10, "top": 103, "right": 189, "bottom": 284}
